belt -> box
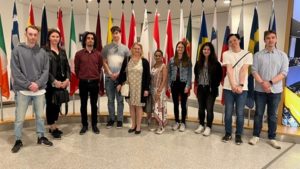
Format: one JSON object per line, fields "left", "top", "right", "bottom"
{"left": 80, "top": 79, "right": 99, "bottom": 83}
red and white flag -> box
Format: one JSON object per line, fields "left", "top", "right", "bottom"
{"left": 163, "top": 10, "right": 174, "bottom": 98}
{"left": 57, "top": 7, "right": 65, "bottom": 47}
{"left": 128, "top": 9, "right": 136, "bottom": 49}
{"left": 120, "top": 11, "right": 126, "bottom": 45}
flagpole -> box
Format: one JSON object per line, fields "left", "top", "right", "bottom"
{"left": 0, "top": 89, "right": 3, "bottom": 121}
{"left": 97, "top": 0, "right": 101, "bottom": 115}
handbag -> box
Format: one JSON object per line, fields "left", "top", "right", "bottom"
{"left": 121, "top": 56, "right": 130, "bottom": 97}
{"left": 52, "top": 88, "right": 69, "bottom": 105}
{"left": 143, "top": 94, "right": 152, "bottom": 113}
{"left": 121, "top": 82, "right": 129, "bottom": 97}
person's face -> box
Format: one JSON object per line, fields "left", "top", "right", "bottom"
{"left": 132, "top": 44, "right": 142, "bottom": 57}
{"left": 154, "top": 51, "right": 163, "bottom": 63}
{"left": 228, "top": 36, "right": 240, "bottom": 49}
{"left": 264, "top": 33, "right": 277, "bottom": 48}
{"left": 112, "top": 31, "right": 120, "bottom": 42}
{"left": 85, "top": 34, "right": 95, "bottom": 47}
{"left": 25, "top": 27, "right": 38, "bottom": 44}
{"left": 176, "top": 43, "right": 185, "bottom": 55}
{"left": 49, "top": 32, "right": 60, "bottom": 46}
{"left": 203, "top": 46, "right": 211, "bottom": 58}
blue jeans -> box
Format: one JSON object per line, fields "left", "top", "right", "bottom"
{"left": 14, "top": 92, "right": 46, "bottom": 140}
{"left": 105, "top": 77, "right": 124, "bottom": 122}
{"left": 223, "top": 89, "right": 247, "bottom": 136}
{"left": 253, "top": 91, "right": 281, "bottom": 139}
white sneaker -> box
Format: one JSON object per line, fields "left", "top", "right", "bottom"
{"left": 156, "top": 127, "right": 165, "bottom": 135}
{"left": 194, "top": 125, "right": 205, "bottom": 134}
{"left": 202, "top": 127, "right": 211, "bottom": 136}
{"left": 248, "top": 136, "right": 259, "bottom": 145}
{"left": 268, "top": 139, "right": 281, "bottom": 149}
{"left": 172, "top": 123, "right": 180, "bottom": 131}
{"left": 179, "top": 123, "right": 186, "bottom": 132}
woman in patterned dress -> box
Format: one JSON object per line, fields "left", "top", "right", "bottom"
{"left": 150, "top": 49, "right": 168, "bottom": 134}
{"left": 117, "top": 43, "right": 151, "bottom": 134}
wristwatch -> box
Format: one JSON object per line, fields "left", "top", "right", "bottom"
{"left": 269, "top": 80, "right": 273, "bottom": 85}
{"left": 239, "top": 84, "right": 244, "bottom": 87}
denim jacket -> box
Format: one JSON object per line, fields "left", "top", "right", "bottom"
{"left": 168, "top": 57, "right": 192, "bottom": 89}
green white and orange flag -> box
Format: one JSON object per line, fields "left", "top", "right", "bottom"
{"left": 69, "top": 9, "right": 78, "bottom": 96}
{"left": 0, "top": 15, "right": 10, "bottom": 98}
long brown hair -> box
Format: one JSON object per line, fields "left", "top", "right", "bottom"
{"left": 174, "top": 41, "right": 190, "bottom": 67}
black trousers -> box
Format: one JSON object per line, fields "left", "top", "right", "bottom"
{"left": 79, "top": 79, "right": 99, "bottom": 126}
{"left": 171, "top": 81, "right": 188, "bottom": 124}
{"left": 197, "top": 85, "right": 216, "bottom": 128}
{"left": 45, "top": 87, "right": 60, "bottom": 125}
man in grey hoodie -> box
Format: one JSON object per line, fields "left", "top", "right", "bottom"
{"left": 10, "top": 25, "right": 53, "bottom": 153}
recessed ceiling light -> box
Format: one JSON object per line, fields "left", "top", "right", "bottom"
{"left": 224, "top": 0, "right": 231, "bottom": 4}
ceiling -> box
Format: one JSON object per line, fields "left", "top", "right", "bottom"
{"left": 19, "top": 0, "right": 266, "bottom": 23}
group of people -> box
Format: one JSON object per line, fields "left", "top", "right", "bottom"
{"left": 9, "top": 24, "right": 288, "bottom": 153}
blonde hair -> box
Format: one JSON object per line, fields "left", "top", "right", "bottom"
{"left": 131, "top": 42, "right": 144, "bottom": 58}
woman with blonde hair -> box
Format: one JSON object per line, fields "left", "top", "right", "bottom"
{"left": 117, "top": 42, "right": 151, "bottom": 134}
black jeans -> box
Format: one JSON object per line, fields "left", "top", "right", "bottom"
{"left": 79, "top": 79, "right": 99, "bottom": 126}
{"left": 171, "top": 81, "right": 188, "bottom": 124}
{"left": 45, "top": 87, "right": 60, "bottom": 125}
{"left": 197, "top": 85, "right": 216, "bottom": 128}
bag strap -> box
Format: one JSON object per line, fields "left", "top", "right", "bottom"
{"left": 232, "top": 52, "right": 250, "bottom": 68}
{"left": 125, "top": 56, "right": 129, "bottom": 82}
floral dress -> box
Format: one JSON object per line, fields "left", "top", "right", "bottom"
{"left": 150, "top": 64, "right": 167, "bottom": 125}
{"left": 128, "top": 59, "right": 144, "bottom": 106}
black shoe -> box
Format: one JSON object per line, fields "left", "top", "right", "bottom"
{"left": 80, "top": 126, "right": 88, "bottom": 135}
{"left": 235, "top": 135, "right": 243, "bottom": 145}
{"left": 222, "top": 133, "right": 232, "bottom": 143}
{"left": 92, "top": 126, "right": 100, "bottom": 134}
{"left": 106, "top": 120, "right": 114, "bottom": 129}
{"left": 135, "top": 130, "right": 141, "bottom": 135}
{"left": 128, "top": 127, "right": 136, "bottom": 133}
{"left": 11, "top": 140, "right": 23, "bottom": 153}
{"left": 51, "top": 129, "right": 62, "bottom": 139}
{"left": 116, "top": 121, "right": 123, "bottom": 129}
{"left": 37, "top": 136, "right": 53, "bottom": 146}
{"left": 49, "top": 128, "right": 63, "bottom": 135}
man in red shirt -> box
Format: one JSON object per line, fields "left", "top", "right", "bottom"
{"left": 75, "top": 32, "right": 103, "bottom": 135}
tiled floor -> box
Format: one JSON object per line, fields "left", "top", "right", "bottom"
{"left": 1, "top": 96, "right": 300, "bottom": 169}
{"left": 0, "top": 124, "right": 298, "bottom": 169}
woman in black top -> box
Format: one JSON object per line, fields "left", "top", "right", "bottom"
{"left": 194, "top": 42, "right": 222, "bottom": 136}
{"left": 45, "top": 29, "right": 70, "bottom": 139}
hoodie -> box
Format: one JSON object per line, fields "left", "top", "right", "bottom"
{"left": 11, "top": 43, "right": 49, "bottom": 91}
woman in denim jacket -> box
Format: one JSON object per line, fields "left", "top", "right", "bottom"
{"left": 168, "top": 41, "right": 192, "bottom": 132}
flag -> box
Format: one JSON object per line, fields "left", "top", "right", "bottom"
{"left": 140, "top": 9, "right": 150, "bottom": 63}
{"left": 85, "top": 5, "right": 90, "bottom": 31}
{"left": 40, "top": 4, "right": 48, "bottom": 47}
{"left": 27, "top": 2, "right": 35, "bottom": 26}
{"left": 69, "top": 9, "right": 78, "bottom": 96}
{"left": 128, "top": 9, "right": 137, "bottom": 49}
{"left": 220, "top": 6, "right": 232, "bottom": 105}
{"left": 153, "top": 9, "right": 160, "bottom": 50}
{"left": 268, "top": 1, "right": 276, "bottom": 32}
{"left": 120, "top": 11, "right": 126, "bottom": 45}
{"left": 247, "top": 7, "right": 259, "bottom": 109}
{"left": 0, "top": 15, "right": 10, "bottom": 98}
{"left": 106, "top": 11, "right": 113, "bottom": 44}
{"left": 211, "top": 6, "right": 218, "bottom": 55}
{"left": 96, "top": 11, "right": 105, "bottom": 96}
{"left": 186, "top": 10, "right": 192, "bottom": 58}
{"left": 179, "top": 8, "right": 185, "bottom": 41}
{"left": 57, "top": 7, "right": 65, "bottom": 47}
{"left": 237, "top": 5, "right": 244, "bottom": 49}
{"left": 194, "top": 10, "right": 208, "bottom": 95}
{"left": 163, "top": 9, "right": 174, "bottom": 98}
{"left": 11, "top": 1, "right": 19, "bottom": 50}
